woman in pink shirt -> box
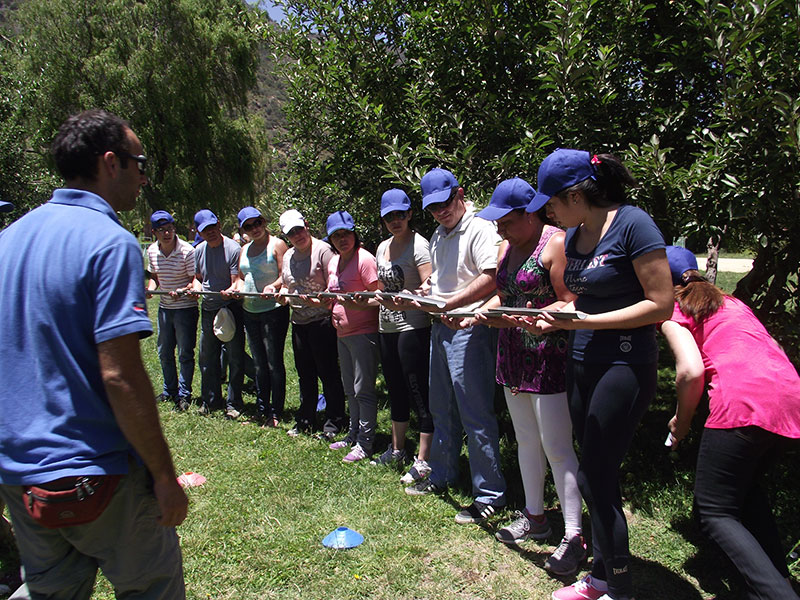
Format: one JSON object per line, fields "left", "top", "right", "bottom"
{"left": 662, "top": 246, "right": 800, "bottom": 600}
{"left": 323, "top": 211, "right": 380, "bottom": 463}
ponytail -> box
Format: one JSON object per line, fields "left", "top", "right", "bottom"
{"left": 559, "top": 153, "right": 638, "bottom": 207}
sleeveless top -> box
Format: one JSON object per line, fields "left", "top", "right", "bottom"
{"left": 241, "top": 237, "right": 280, "bottom": 313}
{"left": 495, "top": 225, "right": 568, "bottom": 394}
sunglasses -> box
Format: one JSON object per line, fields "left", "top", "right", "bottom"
{"left": 425, "top": 187, "right": 458, "bottom": 214}
{"left": 117, "top": 151, "right": 147, "bottom": 174}
{"left": 155, "top": 224, "right": 175, "bottom": 233}
{"left": 242, "top": 218, "right": 265, "bottom": 232}
{"left": 383, "top": 210, "right": 408, "bottom": 222}
{"left": 286, "top": 226, "right": 306, "bottom": 237}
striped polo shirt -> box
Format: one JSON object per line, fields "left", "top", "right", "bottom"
{"left": 146, "top": 237, "right": 197, "bottom": 309}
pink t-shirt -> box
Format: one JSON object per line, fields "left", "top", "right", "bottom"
{"left": 669, "top": 297, "right": 800, "bottom": 438}
{"left": 328, "top": 247, "right": 379, "bottom": 337}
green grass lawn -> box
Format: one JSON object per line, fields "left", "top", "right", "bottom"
{"left": 3, "top": 282, "right": 799, "bottom": 599}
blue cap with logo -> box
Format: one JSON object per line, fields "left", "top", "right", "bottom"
{"left": 237, "top": 206, "right": 262, "bottom": 228}
{"left": 194, "top": 209, "right": 219, "bottom": 232}
{"left": 326, "top": 210, "right": 355, "bottom": 236}
{"left": 421, "top": 168, "right": 459, "bottom": 209}
{"left": 150, "top": 210, "right": 174, "bottom": 228}
{"left": 477, "top": 178, "right": 535, "bottom": 221}
{"left": 665, "top": 246, "right": 699, "bottom": 285}
{"left": 380, "top": 189, "right": 411, "bottom": 217}
{"left": 528, "top": 149, "right": 596, "bottom": 212}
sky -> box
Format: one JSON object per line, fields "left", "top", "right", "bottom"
{"left": 247, "top": 0, "right": 286, "bottom": 22}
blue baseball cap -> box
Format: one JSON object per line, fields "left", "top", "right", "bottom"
{"left": 194, "top": 209, "right": 219, "bottom": 232}
{"left": 380, "top": 189, "right": 411, "bottom": 217}
{"left": 150, "top": 210, "right": 174, "bottom": 228}
{"left": 326, "top": 210, "right": 355, "bottom": 236}
{"left": 0, "top": 200, "right": 13, "bottom": 213}
{"left": 665, "top": 246, "right": 699, "bottom": 285}
{"left": 477, "top": 178, "right": 535, "bottom": 221}
{"left": 421, "top": 168, "right": 459, "bottom": 209}
{"left": 528, "top": 149, "right": 596, "bottom": 212}
{"left": 237, "top": 206, "right": 262, "bottom": 228}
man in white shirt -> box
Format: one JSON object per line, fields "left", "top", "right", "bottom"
{"left": 404, "top": 168, "right": 506, "bottom": 525}
{"left": 146, "top": 210, "right": 198, "bottom": 410}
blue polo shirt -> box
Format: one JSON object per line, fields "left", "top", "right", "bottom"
{"left": 0, "top": 189, "right": 153, "bottom": 485}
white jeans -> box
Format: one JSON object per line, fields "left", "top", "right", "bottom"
{"left": 505, "top": 388, "right": 583, "bottom": 537}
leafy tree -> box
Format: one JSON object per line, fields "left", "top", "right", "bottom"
{"left": 3, "top": 0, "right": 268, "bottom": 233}
{"left": 268, "top": 0, "right": 799, "bottom": 364}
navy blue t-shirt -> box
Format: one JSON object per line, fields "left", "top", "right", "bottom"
{"left": 563, "top": 204, "right": 665, "bottom": 364}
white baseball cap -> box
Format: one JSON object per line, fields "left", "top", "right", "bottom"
{"left": 279, "top": 209, "right": 305, "bottom": 234}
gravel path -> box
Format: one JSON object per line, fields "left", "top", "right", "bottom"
{"left": 696, "top": 257, "right": 752, "bottom": 273}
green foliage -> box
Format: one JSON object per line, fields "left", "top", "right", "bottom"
{"left": 1, "top": 0, "right": 269, "bottom": 233}
{"left": 267, "top": 0, "right": 800, "bottom": 362}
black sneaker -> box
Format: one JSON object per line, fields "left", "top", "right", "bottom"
{"left": 371, "top": 444, "right": 407, "bottom": 466}
{"left": 455, "top": 500, "right": 497, "bottom": 524}
{"left": 174, "top": 397, "right": 191, "bottom": 412}
{"left": 404, "top": 478, "right": 444, "bottom": 496}
{"left": 157, "top": 393, "right": 175, "bottom": 403}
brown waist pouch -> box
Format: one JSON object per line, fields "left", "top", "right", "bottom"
{"left": 22, "top": 475, "right": 122, "bottom": 529}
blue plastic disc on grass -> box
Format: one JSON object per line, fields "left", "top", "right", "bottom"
{"left": 322, "top": 526, "right": 363, "bottom": 549}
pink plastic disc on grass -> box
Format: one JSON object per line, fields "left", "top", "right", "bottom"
{"left": 177, "top": 472, "right": 207, "bottom": 487}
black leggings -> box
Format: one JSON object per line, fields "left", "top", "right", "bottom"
{"left": 567, "top": 360, "right": 656, "bottom": 600}
{"left": 379, "top": 327, "right": 433, "bottom": 433}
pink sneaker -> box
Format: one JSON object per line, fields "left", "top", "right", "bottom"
{"left": 329, "top": 440, "right": 350, "bottom": 450}
{"left": 342, "top": 444, "right": 367, "bottom": 463}
{"left": 551, "top": 575, "right": 607, "bottom": 600}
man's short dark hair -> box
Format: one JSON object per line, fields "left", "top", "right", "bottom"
{"left": 50, "top": 109, "right": 131, "bottom": 181}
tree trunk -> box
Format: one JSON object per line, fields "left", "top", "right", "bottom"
{"left": 705, "top": 236, "right": 720, "bottom": 284}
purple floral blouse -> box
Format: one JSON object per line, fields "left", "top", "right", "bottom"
{"left": 495, "top": 225, "right": 568, "bottom": 394}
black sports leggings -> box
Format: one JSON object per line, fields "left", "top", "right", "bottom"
{"left": 379, "top": 327, "right": 433, "bottom": 433}
{"left": 567, "top": 360, "right": 656, "bottom": 600}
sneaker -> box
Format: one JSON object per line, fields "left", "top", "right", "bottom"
{"left": 400, "top": 457, "right": 432, "bottom": 484}
{"left": 287, "top": 427, "right": 302, "bottom": 437}
{"left": 343, "top": 444, "right": 368, "bottom": 463}
{"left": 495, "top": 511, "right": 552, "bottom": 544}
{"left": 329, "top": 438, "right": 353, "bottom": 450}
{"left": 455, "top": 500, "right": 497, "bottom": 524}
{"left": 545, "top": 535, "right": 588, "bottom": 576}
{"left": 225, "top": 408, "right": 242, "bottom": 420}
{"left": 315, "top": 431, "right": 336, "bottom": 442}
{"left": 551, "top": 574, "right": 607, "bottom": 600}
{"left": 157, "top": 393, "right": 175, "bottom": 403}
{"left": 370, "top": 444, "right": 407, "bottom": 466}
{"left": 174, "top": 398, "right": 191, "bottom": 412}
{"left": 404, "top": 478, "right": 444, "bottom": 496}
{"left": 198, "top": 403, "right": 211, "bottom": 415}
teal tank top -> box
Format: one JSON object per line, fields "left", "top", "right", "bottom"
{"left": 241, "top": 237, "right": 280, "bottom": 313}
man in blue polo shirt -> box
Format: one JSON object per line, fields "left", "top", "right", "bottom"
{"left": 0, "top": 109, "right": 188, "bottom": 598}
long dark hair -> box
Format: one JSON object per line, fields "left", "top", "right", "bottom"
{"left": 557, "top": 153, "right": 638, "bottom": 207}
{"left": 674, "top": 270, "right": 726, "bottom": 323}
{"left": 329, "top": 230, "right": 361, "bottom": 254}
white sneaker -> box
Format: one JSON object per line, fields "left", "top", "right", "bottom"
{"left": 400, "top": 457, "right": 431, "bottom": 484}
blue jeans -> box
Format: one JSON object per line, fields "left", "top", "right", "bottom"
{"left": 428, "top": 322, "right": 505, "bottom": 506}
{"left": 694, "top": 426, "right": 798, "bottom": 600}
{"left": 199, "top": 303, "right": 245, "bottom": 412}
{"left": 243, "top": 305, "right": 290, "bottom": 418}
{"left": 157, "top": 306, "right": 198, "bottom": 399}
